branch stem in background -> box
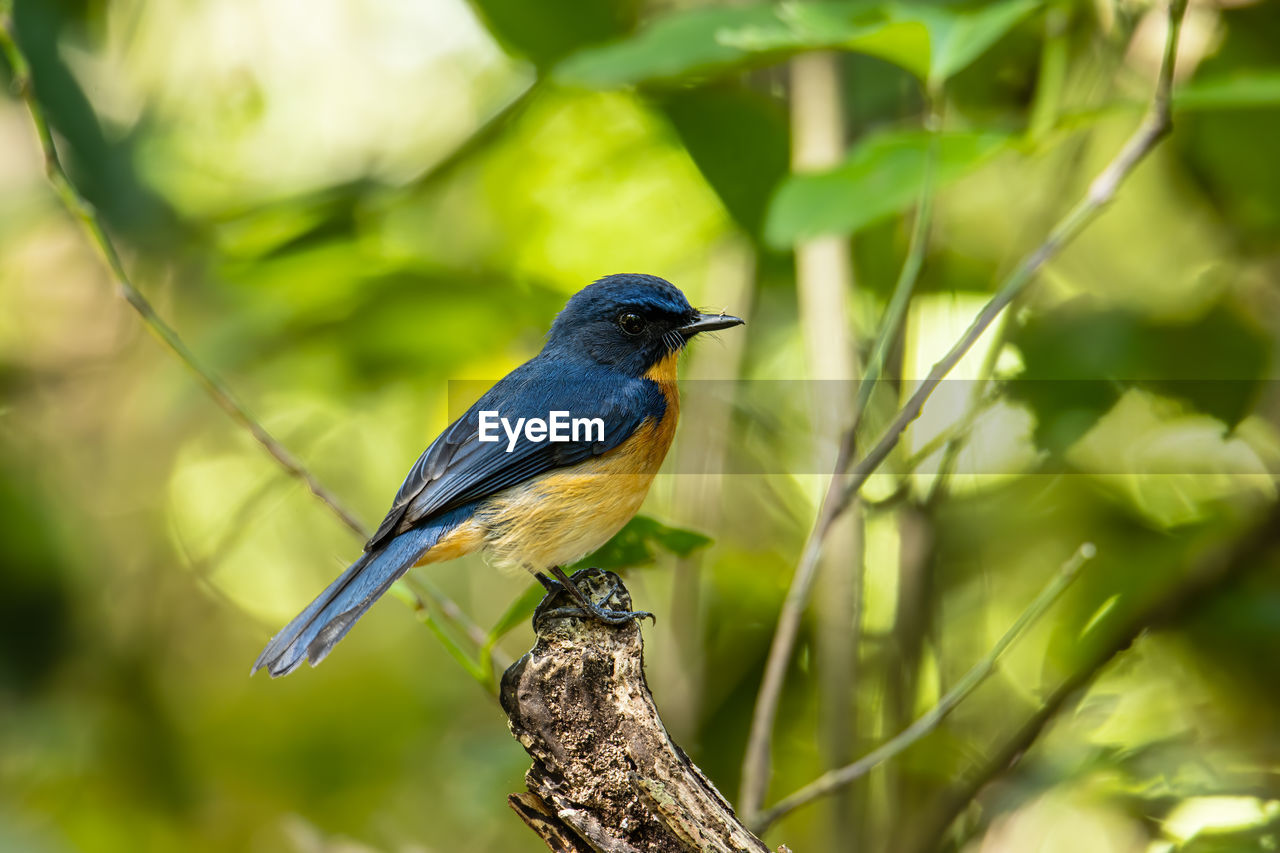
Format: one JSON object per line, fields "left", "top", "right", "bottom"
{"left": 0, "top": 21, "right": 366, "bottom": 540}
{"left": 833, "top": 0, "right": 1186, "bottom": 521}
{"left": 908, "top": 499, "right": 1280, "bottom": 853}
{"left": 0, "top": 19, "right": 493, "bottom": 671}
{"left": 753, "top": 542, "right": 1096, "bottom": 832}
{"left": 787, "top": 49, "right": 864, "bottom": 844}
{"left": 923, "top": 309, "right": 1012, "bottom": 507}
{"left": 742, "top": 0, "right": 1188, "bottom": 828}
{"left": 739, "top": 95, "right": 940, "bottom": 824}
{"left": 852, "top": 105, "right": 940, "bottom": 427}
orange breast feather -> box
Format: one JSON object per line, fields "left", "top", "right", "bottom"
{"left": 415, "top": 354, "right": 681, "bottom": 573}
{"left": 474, "top": 355, "right": 681, "bottom": 572}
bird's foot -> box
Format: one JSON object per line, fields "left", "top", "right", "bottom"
{"left": 534, "top": 567, "right": 654, "bottom": 632}
{"left": 537, "top": 604, "right": 654, "bottom": 625}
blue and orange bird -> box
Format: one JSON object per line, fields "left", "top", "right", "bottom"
{"left": 252, "top": 274, "right": 743, "bottom": 677}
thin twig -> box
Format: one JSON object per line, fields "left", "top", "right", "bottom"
{"left": 737, "top": 460, "right": 846, "bottom": 822}
{"left": 830, "top": 0, "right": 1186, "bottom": 523}
{"left": 739, "top": 101, "right": 940, "bottom": 823}
{"left": 923, "top": 310, "right": 1013, "bottom": 507}
{"left": 740, "top": 0, "right": 1187, "bottom": 821}
{"left": 402, "top": 585, "right": 493, "bottom": 688}
{"left": 0, "top": 18, "right": 494, "bottom": 664}
{"left": 906, "top": 499, "right": 1280, "bottom": 853}
{"left": 839, "top": 386, "right": 1003, "bottom": 514}
{"left": 753, "top": 542, "right": 1096, "bottom": 832}
{"left": 404, "top": 575, "right": 513, "bottom": 674}
{"left": 852, "top": 109, "right": 940, "bottom": 429}
{"left": 902, "top": 388, "right": 1001, "bottom": 476}
{"left": 0, "top": 21, "right": 366, "bottom": 539}
{"left": 789, "top": 50, "right": 863, "bottom": 844}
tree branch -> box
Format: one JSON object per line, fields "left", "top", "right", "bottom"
{"left": 0, "top": 16, "right": 494, "bottom": 672}
{"left": 740, "top": 96, "right": 939, "bottom": 823}
{"left": 504, "top": 569, "right": 778, "bottom": 853}
{"left": 0, "top": 17, "right": 366, "bottom": 539}
{"left": 752, "top": 542, "right": 1096, "bottom": 832}
{"left": 788, "top": 49, "right": 864, "bottom": 844}
{"left": 740, "top": 0, "right": 1188, "bottom": 823}
{"left": 832, "top": 0, "right": 1186, "bottom": 522}
{"left": 906, "top": 500, "right": 1280, "bottom": 853}
{"left": 833, "top": 1, "right": 1185, "bottom": 523}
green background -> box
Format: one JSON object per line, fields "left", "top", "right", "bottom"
{"left": 1, "top": 0, "right": 1279, "bottom": 851}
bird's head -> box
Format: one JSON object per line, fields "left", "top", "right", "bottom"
{"left": 545, "top": 273, "right": 744, "bottom": 377}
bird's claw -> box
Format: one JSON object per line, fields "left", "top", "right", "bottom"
{"left": 534, "top": 566, "right": 655, "bottom": 631}
{"left": 538, "top": 604, "right": 654, "bottom": 626}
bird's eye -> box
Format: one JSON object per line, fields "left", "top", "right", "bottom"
{"left": 618, "top": 313, "right": 644, "bottom": 336}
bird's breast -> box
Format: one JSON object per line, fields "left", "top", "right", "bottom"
{"left": 474, "top": 379, "right": 680, "bottom": 573}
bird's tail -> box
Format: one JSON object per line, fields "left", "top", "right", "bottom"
{"left": 252, "top": 509, "right": 472, "bottom": 678}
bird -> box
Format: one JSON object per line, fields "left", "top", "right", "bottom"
{"left": 252, "top": 273, "right": 744, "bottom": 677}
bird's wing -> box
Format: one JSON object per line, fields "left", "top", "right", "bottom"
{"left": 365, "top": 361, "right": 666, "bottom": 551}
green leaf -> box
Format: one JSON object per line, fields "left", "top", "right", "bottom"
{"left": 1175, "top": 71, "right": 1280, "bottom": 111}
{"left": 1007, "top": 301, "right": 1271, "bottom": 457}
{"left": 723, "top": 0, "right": 1041, "bottom": 87}
{"left": 1054, "top": 71, "right": 1280, "bottom": 125}
{"left": 658, "top": 85, "right": 791, "bottom": 238}
{"left": 468, "top": 0, "right": 639, "bottom": 69}
{"left": 717, "top": 2, "right": 931, "bottom": 79}
{"left": 910, "top": 0, "right": 1041, "bottom": 88}
{"left": 764, "top": 129, "right": 1009, "bottom": 247}
{"left": 555, "top": 0, "right": 1041, "bottom": 90}
{"left": 569, "top": 515, "right": 713, "bottom": 572}
{"left": 554, "top": 5, "right": 784, "bottom": 88}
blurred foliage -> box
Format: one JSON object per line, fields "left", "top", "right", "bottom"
{"left": 1008, "top": 299, "right": 1270, "bottom": 453}
{"left": 469, "top": 0, "right": 639, "bottom": 69}
{"left": 574, "top": 514, "right": 713, "bottom": 572}
{"left": 1, "top": 0, "right": 1279, "bottom": 852}
{"left": 766, "top": 128, "right": 1009, "bottom": 246}
{"left": 657, "top": 84, "right": 791, "bottom": 239}
{"left": 553, "top": 0, "right": 1040, "bottom": 91}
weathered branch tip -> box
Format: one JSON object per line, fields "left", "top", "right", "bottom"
{"left": 502, "top": 569, "right": 776, "bottom": 853}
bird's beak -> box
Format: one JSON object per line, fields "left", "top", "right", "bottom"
{"left": 677, "top": 312, "right": 745, "bottom": 339}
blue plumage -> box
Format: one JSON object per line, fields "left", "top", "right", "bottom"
{"left": 252, "top": 274, "right": 743, "bottom": 677}
{"left": 366, "top": 359, "right": 668, "bottom": 550}
{"left": 252, "top": 502, "right": 480, "bottom": 676}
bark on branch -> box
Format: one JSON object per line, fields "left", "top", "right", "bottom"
{"left": 502, "top": 569, "right": 779, "bottom": 853}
